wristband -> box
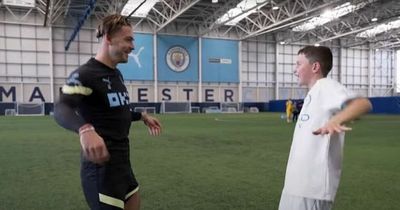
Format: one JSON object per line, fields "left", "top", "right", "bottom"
{"left": 79, "top": 124, "right": 95, "bottom": 135}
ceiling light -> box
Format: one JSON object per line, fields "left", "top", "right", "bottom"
{"left": 293, "top": 2, "right": 369, "bottom": 32}
{"left": 357, "top": 19, "right": 400, "bottom": 38}
{"left": 121, "top": 0, "right": 159, "bottom": 18}
{"left": 272, "top": 6, "right": 279, "bottom": 10}
{"left": 371, "top": 18, "right": 378, "bottom": 22}
{"left": 215, "top": 0, "right": 269, "bottom": 26}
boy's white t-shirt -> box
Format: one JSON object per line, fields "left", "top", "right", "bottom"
{"left": 282, "top": 78, "right": 359, "bottom": 201}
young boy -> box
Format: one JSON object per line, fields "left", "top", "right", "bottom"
{"left": 279, "top": 46, "right": 372, "bottom": 210}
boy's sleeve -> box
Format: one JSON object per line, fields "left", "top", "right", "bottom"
{"left": 324, "top": 80, "right": 361, "bottom": 112}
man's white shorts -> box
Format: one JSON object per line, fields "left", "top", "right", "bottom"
{"left": 279, "top": 193, "right": 333, "bottom": 210}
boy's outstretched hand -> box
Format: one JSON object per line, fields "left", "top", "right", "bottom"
{"left": 313, "top": 120, "right": 352, "bottom": 135}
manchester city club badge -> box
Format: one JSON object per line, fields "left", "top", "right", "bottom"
{"left": 166, "top": 46, "right": 190, "bottom": 72}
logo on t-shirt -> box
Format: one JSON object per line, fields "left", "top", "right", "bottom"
{"left": 102, "top": 77, "right": 112, "bottom": 90}
{"left": 107, "top": 92, "right": 129, "bottom": 107}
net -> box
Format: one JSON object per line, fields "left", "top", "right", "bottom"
{"left": 160, "top": 101, "right": 191, "bottom": 114}
{"left": 15, "top": 102, "right": 45, "bottom": 116}
{"left": 134, "top": 106, "right": 156, "bottom": 114}
{"left": 220, "top": 102, "right": 244, "bottom": 113}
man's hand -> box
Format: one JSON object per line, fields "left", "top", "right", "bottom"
{"left": 312, "top": 120, "right": 352, "bottom": 135}
{"left": 141, "top": 113, "right": 162, "bottom": 136}
{"left": 79, "top": 124, "right": 110, "bottom": 164}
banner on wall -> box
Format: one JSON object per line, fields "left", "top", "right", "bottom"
{"left": 118, "top": 33, "right": 154, "bottom": 81}
{"left": 157, "top": 35, "right": 199, "bottom": 82}
{"left": 0, "top": 85, "right": 238, "bottom": 103}
{"left": 202, "top": 38, "right": 239, "bottom": 83}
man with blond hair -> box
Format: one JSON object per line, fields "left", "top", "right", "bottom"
{"left": 55, "top": 14, "right": 161, "bottom": 210}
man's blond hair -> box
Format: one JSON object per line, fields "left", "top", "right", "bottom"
{"left": 96, "top": 14, "right": 131, "bottom": 39}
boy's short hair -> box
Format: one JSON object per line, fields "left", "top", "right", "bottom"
{"left": 298, "top": 46, "right": 333, "bottom": 77}
{"left": 96, "top": 14, "right": 131, "bottom": 39}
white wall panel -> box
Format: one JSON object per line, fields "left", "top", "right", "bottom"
{"left": 258, "top": 43, "right": 266, "bottom": 52}
{"left": 248, "top": 52, "right": 257, "bottom": 62}
{"left": 67, "top": 42, "right": 79, "bottom": 53}
{"left": 241, "top": 63, "right": 248, "bottom": 72}
{"left": 21, "top": 52, "right": 36, "bottom": 63}
{"left": 36, "top": 27, "right": 49, "bottom": 39}
{"left": 0, "top": 23, "right": 4, "bottom": 36}
{"left": 6, "top": 38, "right": 21, "bottom": 50}
{"left": 79, "top": 42, "right": 92, "bottom": 54}
{"left": 37, "top": 65, "right": 50, "bottom": 77}
{"left": 54, "top": 53, "right": 65, "bottom": 65}
{"left": 248, "top": 42, "right": 257, "bottom": 50}
{"left": 258, "top": 73, "right": 266, "bottom": 82}
{"left": 5, "top": 25, "right": 20, "bottom": 37}
{"left": 21, "top": 26, "right": 36, "bottom": 38}
{"left": 54, "top": 65, "right": 66, "bottom": 78}
{"left": 7, "top": 64, "right": 21, "bottom": 75}
{"left": 66, "top": 54, "right": 78, "bottom": 65}
{"left": 0, "top": 64, "right": 6, "bottom": 75}
{"left": 21, "top": 39, "right": 36, "bottom": 50}
{"left": 284, "top": 46, "right": 292, "bottom": 54}
{"left": 257, "top": 63, "right": 266, "bottom": 72}
{"left": 79, "top": 54, "right": 91, "bottom": 65}
{"left": 37, "top": 52, "right": 49, "bottom": 64}
{"left": 0, "top": 37, "right": 4, "bottom": 49}
{"left": 79, "top": 30, "right": 92, "bottom": 42}
{"left": 53, "top": 40, "right": 65, "bottom": 52}
{"left": 53, "top": 29, "right": 65, "bottom": 40}
{"left": 22, "top": 64, "right": 36, "bottom": 76}
{"left": 257, "top": 53, "right": 266, "bottom": 62}
{"left": 249, "top": 73, "right": 257, "bottom": 81}
{"left": 248, "top": 62, "right": 257, "bottom": 71}
{"left": 6, "top": 51, "right": 21, "bottom": 63}
{"left": 0, "top": 51, "right": 5, "bottom": 62}
{"left": 37, "top": 40, "right": 49, "bottom": 51}
{"left": 266, "top": 44, "right": 275, "bottom": 53}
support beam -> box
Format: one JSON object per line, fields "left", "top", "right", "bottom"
{"left": 65, "top": 0, "right": 96, "bottom": 51}
{"left": 241, "top": 0, "right": 341, "bottom": 40}
{"left": 315, "top": 16, "right": 400, "bottom": 45}
{"left": 156, "top": 0, "right": 200, "bottom": 32}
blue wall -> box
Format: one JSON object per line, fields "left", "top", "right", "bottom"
{"left": 202, "top": 38, "right": 239, "bottom": 83}
{"left": 157, "top": 35, "right": 199, "bottom": 82}
{"left": 269, "top": 97, "right": 400, "bottom": 114}
{"left": 369, "top": 97, "right": 400, "bottom": 114}
{"left": 118, "top": 35, "right": 240, "bottom": 83}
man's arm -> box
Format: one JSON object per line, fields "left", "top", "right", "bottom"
{"left": 313, "top": 97, "right": 372, "bottom": 135}
{"left": 54, "top": 94, "right": 86, "bottom": 133}
{"left": 54, "top": 93, "right": 109, "bottom": 164}
{"left": 131, "top": 111, "right": 162, "bottom": 136}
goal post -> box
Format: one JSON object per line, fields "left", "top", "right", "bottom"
{"left": 133, "top": 106, "right": 156, "bottom": 114}
{"left": 160, "top": 101, "right": 191, "bottom": 114}
{"left": 220, "top": 102, "right": 244, "bottom": 113}
{"left": 15, "top": 102, "right": 45, "bottom": 116}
